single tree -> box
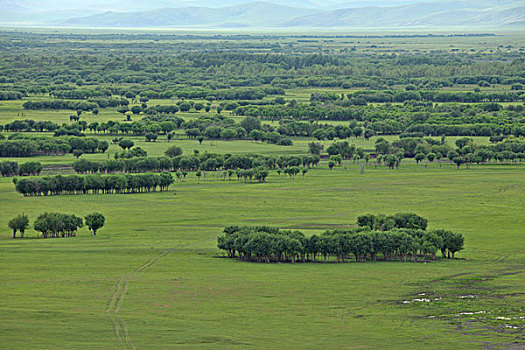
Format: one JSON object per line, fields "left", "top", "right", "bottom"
{"left": 84, "top": 213, "right": 105, "bottom": 236}
{"left": 73, "top": 149, "right": 83, "bottom": 159}
{"left": 165, "top": 146, "right": 183, "bottom": 158}
{"left": 415, "top": 153, "right": 425, "bottom": 164}
{"left": 119, "top": 139, "right": 134, "bottom": 150}
{"left": 240, "top": 116, "right": 261, "bottom": 133}
{"left": 308, "top": 142, "right": 323, "bottom": 155}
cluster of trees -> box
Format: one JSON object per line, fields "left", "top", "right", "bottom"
{"left": 0, "top": 161, "right": 42, "bottom": 177}
{"left": 0, "top": 90, "right": 24, "bottom": 100}
{"left": 14, "top": 173, "right": 174, "bottom": 196}
{"left": 8, "top": 212, "right": 105, "bottom": 238}
{"left": 446, "top": 138, "right": 525, "bottom": 168}
{"left": 356, "top": 213, "right": 428, "bottom": 231}
{"left": 0, "top": 137, "right": 108, "bottom": 157}
{"left": 2, "top": 119, "right": 60, "bottom": 132}
{"left": 376, "top": 136, "right": 448, "bottom": 159}
{"left": 374, "top": 136, "right": 525, "bottom": 168}
{"left": 325, "top": 141, "right": 365, "bottom": 159}
{"left": 180, "top": 116, "right": 293, "bottom": 145}
{"left": 217, "top": 221, "right": 464, "bottom": 263}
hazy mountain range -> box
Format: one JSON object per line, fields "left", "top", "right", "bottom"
{"left": 1, "top": 0, "right": 524, "bottom": 28}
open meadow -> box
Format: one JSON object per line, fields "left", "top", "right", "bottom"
{"left": 2, "top": 162, "right": 525, "bottom": 349}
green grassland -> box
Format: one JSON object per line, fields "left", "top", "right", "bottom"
{"left": 1, "top": 162, "right": 524, "bottom": 349}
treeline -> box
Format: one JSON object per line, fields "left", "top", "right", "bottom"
{"left": 349, "top": 90, "right": 524, "bottom": 103}
{"left": 217, "top": 216, "right": 464, "bottom": 263}
{"left": 143, "top": 86, "right": 284, "bottom": 101}
{"left": 22, "top": 97, "right": 128, "bottom": 111}
{"left": 73, "top": 152, "right": 320, "bottom": 174}
{"left": 1, "top": 161, "right": 42, "bottom": 177}
{"left": 8, "top": 212, "right": 105, "bottom": 238}
{"left": 404, "top": 124, "right": 525, "bottom": 138}
{"left": 50, "top": 89, "right": 112, "bottom": 99}
{"left": 0, "top": 136, "right": 108, "bottom": 157}
{"left": 14, "top": 173, "right": 174, "bottom": 196}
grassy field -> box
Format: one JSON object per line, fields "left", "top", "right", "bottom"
{"left": 1, "top": 162, "right": 524, "bottom": 349}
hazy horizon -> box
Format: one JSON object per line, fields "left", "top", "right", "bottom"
{"left": 1, "top": 0, "right": 524, "bottom": 29}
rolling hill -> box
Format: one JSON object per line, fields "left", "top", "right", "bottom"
{"left": 0, "top": 0, "right": 524, "bottom": 28}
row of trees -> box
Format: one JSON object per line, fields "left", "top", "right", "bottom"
{"left": 357, "top": 213, "right": 428, "bottom": 231}
{"left": 217, "top": 224, "right": 465, "bottom": 263}
{"left": 8, "top": 212, "right": 105, "bottom": 238}
{"left": 73, "top": 150, "right": 320, "bottom": 173}
{"left": 13, "top": 173, "right": 174, "bottom": 196}
{"left": 2, "top": 119, "right": 61, "bottom": 132}
{"left": 0, "top": 137, "right": 108, "bottom": 157}
{"left": 1, "top": 161, "right": 42, "bottom": 177}
{"left": 22, "top": 100, "right": 99, "bottom": 111}
{"left": 349, "top": 90, "right": 524, "bottom": 103}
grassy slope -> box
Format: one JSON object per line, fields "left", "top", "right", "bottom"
{"left": 0, "top": 163, "right": 524, "bottom": 349}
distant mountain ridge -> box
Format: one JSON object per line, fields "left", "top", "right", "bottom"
{"left": 1, "top": 0, "right": 524, "bottom": 28}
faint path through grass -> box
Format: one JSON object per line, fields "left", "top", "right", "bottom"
{"left": 104, "top": 240, "right": 214, "bottom": 349}
{"left": 105, "top": 250, "right": 172, "bottom": 350}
